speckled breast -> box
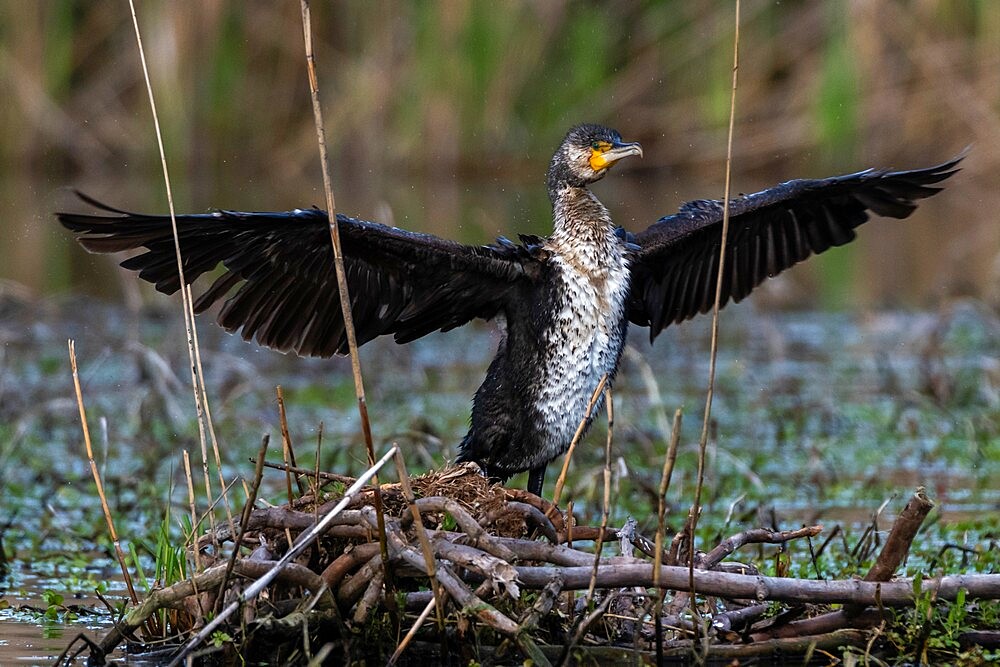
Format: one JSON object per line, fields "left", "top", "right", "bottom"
{"left": 531, "top": 241, "right": 631, "bottom": 463}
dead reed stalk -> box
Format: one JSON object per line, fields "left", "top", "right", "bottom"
{"left": 125, "top": 1, "right": 225, "bottom": 535}
{"left": 689, "top": 0, "right": 741, "bottom": 626}
{"left": 298, "top": 0, "right": 393, "bottom": 616}
{"left": 654, "top": 408, "right": 683, "bottom": 665}
{"left": 68, "top": 340, "right": 138, "bottom": 606}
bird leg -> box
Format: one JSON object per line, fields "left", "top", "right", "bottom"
{"left": 527, "top": 465, "right": 546, "bottom": 497}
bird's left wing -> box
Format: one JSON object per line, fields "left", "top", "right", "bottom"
{"left": 627, "top": 154, "right": 963, "bottom": 340}
{"left": 58, "top": 194, "right": 537, "bottom": 357}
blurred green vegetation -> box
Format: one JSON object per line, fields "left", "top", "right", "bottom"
{"left": 0, "top": 0, "right": 996, "bottom": 307}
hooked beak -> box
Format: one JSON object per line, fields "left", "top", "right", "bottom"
{"left": 605, "top": 139, "right": 643, "bottom": 163}
{"left": 590, "top": 139, "right": 643, "bottom": 171}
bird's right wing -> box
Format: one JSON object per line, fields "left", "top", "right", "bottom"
{"left": 627, "top": 154, "right": 963, "bottom": 339}
{"left": 57, "top": 195, "right": 539, "bottom": 357}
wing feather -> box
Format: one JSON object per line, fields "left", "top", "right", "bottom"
{"left": 629, "top": 153, "right": 964, "bottom": 339}
{"left": 58, "top": 196, "right": 533, "bottom": 357}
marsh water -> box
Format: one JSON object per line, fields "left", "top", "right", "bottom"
{"left": 1, "top": 289, "right": 998, "bottom": 663}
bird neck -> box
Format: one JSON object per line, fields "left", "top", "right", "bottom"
{"left": 550, "top": 183, "right": 612, "bottom": 235}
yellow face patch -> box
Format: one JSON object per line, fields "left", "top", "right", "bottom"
{"left": 589, "top": 141, "right": 613, "bottom": 171}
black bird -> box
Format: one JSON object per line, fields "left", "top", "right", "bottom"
{"left": 57, "top": 124, "right": 961, "bottom": 496}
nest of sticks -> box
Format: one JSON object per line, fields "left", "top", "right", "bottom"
{"left": 71, "top": 455, "right": 1000, "bottom": 666}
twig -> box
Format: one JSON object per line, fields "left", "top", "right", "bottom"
{"left": 277, "top": 386, "right": 303, "bottom": 501}
{"left": 712, "top": 603, "right": 770, "bottom": 634}
{"left": 551, "top": 373, "right": 608, "bottom": 509}
{"left": 306, "top": 642, "right": 336, "bottom": 667}
{"left": 338, "top": 553, "right": 384, "bottom": 608}
{"left": 519, "top": 575, "right": 564, "bottom": 631}
{"left": 403, "top": 497, "right": 517, "bottom": 562}
{"left": 181, "top": 450, "right": 206, "bottom": 619}
{"left": 167, "top": 445, "right": 399, "bottom": 667}
{"left": 68, "top": 340, "right": 138, "bottom": 606}
{"left": 432, "top": 541, "right": 520, "bottom": 599}
{"left": 700, "top": 526, "right": 823, "bottom": 570}
{"left": 352, "top": 569, "right": 386, "bottom": 624}
{"left": 562, "top": 390, "right": 614, "bottom": 667}
{"left": 314, "top": 421, "right": 324, "bottom": 522}
{"left": 216, "top": 435, "right": 270, "bottom": 613}
{"left": 126, "top": 0, "right": 218, "bottom": 535}
{"left": 654, "top": 409, "right": 682, "bottom": 664}
{"left": 435, "top": 564, "right": 550, "bottom": 666}
{"left": 322, "top": 542, "right": 382, "bottom": 591}
{"left": 183, "top": 451, "right": 200, "bottom": 572}
{"left": 586, "top": 388, "right": 614, "bottom": 605}
{"left": 254, "top": 458, "right": 358, "bottom": 486}
{"left": 493, "top": 501, "right": 558, "bottom": 543}
{"left": 559, "top": 593, "right": 614, "bottom": 667}
{"left": 761, "top": 490, "right": 936, "bottom": 639}
{"left": 504, "top": 489, "right": 566, "bottom": 533}
{"left": 388, "top": 597, "right": 437, "bottom": 666}
{"left": 750, "top": 607, "right": 884, "bottom": 642}
{"left": 393, "top": 448, "right": 447, "bottom": 635}
{"left": 188, "top": 285, "right": 236, "bottom": 540}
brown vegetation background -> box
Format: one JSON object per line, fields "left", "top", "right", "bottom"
{"left": 1, "top": 1, "right": 996, "bottom": 308}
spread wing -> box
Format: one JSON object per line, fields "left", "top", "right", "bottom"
{"left": 58, "top": 194, "right": 537, "bottom": 357}
{"left": 627, "top": 154, "right": 964, "bottom": 340}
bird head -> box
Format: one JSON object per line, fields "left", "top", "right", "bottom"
{"left": 547, "top": 124, "right": 643, "bottom": 193}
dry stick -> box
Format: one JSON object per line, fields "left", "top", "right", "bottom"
{"left": 560, "top": 593, "right": 615, "bottom": 667}
{"left": 435, "top": 564, "right": 551, "bottom": 666}
{"left": 550, "top": 373, "right": 609, "bottom": 510}
{"left": 701, "top": 526, "right": 823, "bottom": 570}
{"left": 216, "top": 435, "right": 270, "bottom": 613}
{"left": 560, "top": 389, "right": 615, "bottom": 667}
{"left": 586, "top": 388, "right": 614, "bottom": 605}
{"left": 565, "top": 500, "right": 576, "bottom": 612}
{"left": 306, "top": 642, "right": 336, "bottom": 667}
{"left": 404, "top": 498, "right": 517, "bottom": 562}
{"left": 125, "top": 0, "right": 218, "bottom": 536}
{"left": 181, "top": 451, "right": 206, "bottom": 620}
{"left": 689, "top": 0, "right": 741, "bottom": 636}
{"left": 387, "top": 597, "right": 437, "bottom": 666}
{"left": 494, "top": 577, "right": 563, "bottom": 663}
{"left": 759, "top": 489, "right": 936, "bottom": 641}
{"left": 393, "top": 448, "right": 447, "bottom": 635}
{"left": 298, "top": 0, "right": 393, "bottom": 618}
{"left": 167, "top": 444, "right": 399, "bottom": 667}
{"left": 314, "top": 421, "right": 324, "bottom": 523}
{"left": 187, "top": 476, "right": 244, "bottom": 551}
{"left": 510, "top": 565, "right": 1000, "bottom": 603}
{"left": 352, "top": 569, "right": 386, "bottom": 624}
{"left": 187, "top": 284, "right": 236, "bottom": 539}
{"left": 257, "top": 459, "right": 357, "bottom": 486}
{"left": 69, "top": 340, "right": 138, "bottom": 607}
{"left": 183, "top": 452, "right": 200, "bottom": 572}
{"left": 654, "top": 409, "right": 683, "bottom": 664}
{"left": 862, "top": 487, "right": 935, "bottom": 584}
{"left": 276, "top": 386, "right": 297, "bottom": 503}
{"left": 500, "top": 501, "right": 559, "bottom": 543}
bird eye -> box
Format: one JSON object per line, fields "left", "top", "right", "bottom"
{"left": 591, "top": 141, "right": 601, "bottom": 150}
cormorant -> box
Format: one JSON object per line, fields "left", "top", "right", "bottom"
{"left": 57, "top": 124, "right": 961, "bottom": 496}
